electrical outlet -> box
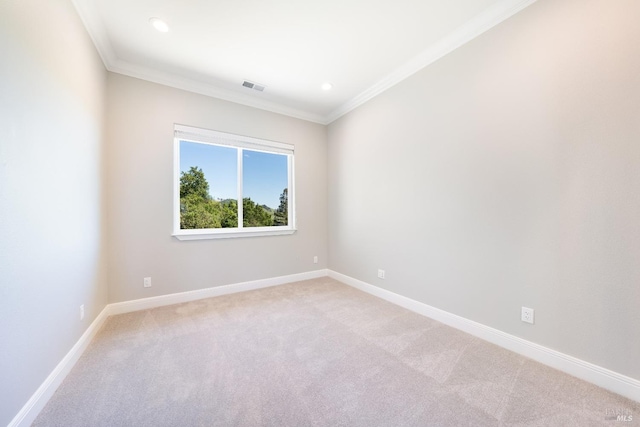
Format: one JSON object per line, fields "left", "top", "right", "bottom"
{"left": 313, "top": 256, "right": 318, "bottom": 264}
{"left": 521, "top": 307, "right": 534, "bottom": 324}
{"left": 144, "top": 277, "right": 152, "bottom": 288}
{"left": 377, "top": 269, "right": 385, "bottom": 279}
{"left": 80, "top": 304, "right": 85, "bottom": 320}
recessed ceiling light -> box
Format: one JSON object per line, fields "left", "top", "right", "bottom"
{"left": 149, "top": 17, "right": 169, "bottom": 33}
{"left": 321, "top": 82, "right": 333, "bottom": 91}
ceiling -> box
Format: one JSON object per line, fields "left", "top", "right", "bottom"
{"left": 72, "top": 0, "right": 536, "bottom": 124}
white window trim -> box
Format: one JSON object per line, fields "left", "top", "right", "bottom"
{"left": 173, "top": 124, "right": 296, "bottom": 240}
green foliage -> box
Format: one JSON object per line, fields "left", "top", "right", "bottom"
{"left": 180, "top": 166, "right": 210, "bottom": 200}
{"left": 273, "top": 188, "right": 288, "bottom": 226}
{"left": 180, "top": 167, "right": 218, "bottom": 229}
{"left": 243, "top": 198, "right": 273, "bottom": 227}
{"left": 180, "top": 194, "right": 221, "bottom": 229}
{"left": 179, "top": 166, "right": 278, "bottom": 230}
{"left": 220, "top": 199, "right": 238, "bottom": 228}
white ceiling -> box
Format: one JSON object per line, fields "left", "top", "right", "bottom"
{"left": 72, "top": 0, "right": 536, "bottom": 124}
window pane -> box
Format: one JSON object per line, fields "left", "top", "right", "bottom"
{"left": 179, "top": 141, "right": 237, "bottom": 229}
{"left": 242, "top": 150, "right": 288, "bottom": 227}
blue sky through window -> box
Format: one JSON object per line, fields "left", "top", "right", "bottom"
{"left": 180, "top": 141, "right": 236, "bottom": 201}
{"left": 180, "top": 141, "right": 287, "bottom": 209}
{"left": 243, "top": 149, "right": 288, "bottom": 210}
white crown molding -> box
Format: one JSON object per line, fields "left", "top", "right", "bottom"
{"left": 71, "top": 0, "right": 118, "bottom": 66}
{"left": 72, "top": 0, "right": 537, "bottom": 126}
{"left": 108, "top": 57, "right": 328, "bottom": 125}
{"left": 325, "top": 0, "right": 539, "bottom": 123}
{"left": 71, "top": 0, "right": 326, "bottom": 124}
{"left": 328, "top": 270, "right": 640, "bottom": 403}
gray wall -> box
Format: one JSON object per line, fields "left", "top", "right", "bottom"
{"left": 327, "top": 0, "right": 640, "bottom": 381}
{"left": 0, "top": 0, "right": 108, "bottom": 425}
{"left": 105, "top": 73, "right": 328, "bottom": 303}
{"left": 3, "top": 0, "right": 638, "bottom": 424}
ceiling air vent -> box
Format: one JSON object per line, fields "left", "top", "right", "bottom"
{"left": 242, "top": 80, "right": 266, "bottom": 92}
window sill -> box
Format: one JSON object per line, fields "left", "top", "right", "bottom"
{"left": 173, "top": 227, "right": 296, "bottom": 241}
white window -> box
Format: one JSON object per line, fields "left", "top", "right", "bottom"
{"left": 173, "top": 124, "right": 295, "bottom": 240}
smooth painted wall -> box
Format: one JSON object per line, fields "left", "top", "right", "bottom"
{"left": 106, "top": 73, "right": 328, "bottom": 303}
{"left": 327, "top": 0, "right": 640, "bottom": 380}
{"left": 0, "top": 0, "right": 108, "bottom": 424}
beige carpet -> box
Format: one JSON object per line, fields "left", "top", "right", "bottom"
{"left": 33, "top": 277, "right": 638, "bottom": 426}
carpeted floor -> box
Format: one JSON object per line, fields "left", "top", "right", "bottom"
{"left": 33, "top": 277, "right": 638, "bottom": 426}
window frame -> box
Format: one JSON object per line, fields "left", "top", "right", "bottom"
{"left": 173, "top": 124, "right": 296, "bottom": 240}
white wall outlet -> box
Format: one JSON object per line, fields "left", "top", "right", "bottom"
{"left": 144, "top": 277, "right": 152, "bottom": 288}
{"left": 377, "top": 269, "right": 385, "bottom": 279}
{"left": 521, "top": 307, "right": 534, "bottom": 324}
{"left": 313, "top": 256, "right": 318, "bottom": 264}
{"left": 80, "top": 304, "right": 85, "bottom": 320}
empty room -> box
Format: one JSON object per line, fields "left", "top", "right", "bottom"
{"left": 1, "top": 0, "right": 639, "bottom": 425}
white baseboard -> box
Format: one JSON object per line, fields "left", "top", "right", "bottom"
{"left": 108, "top": 269, "right": 329, "bottom": 315}
{"left": 9, "top": 269, "right": 328, "bottom": 426}
{"left": 12, "top": 267, "right": 637, "bottom": 427}
{"left": 8, "top": 306, "right": 110, "bottom": 427}
{"left": 328, "top": 270, "right": 640, "bottom": 403}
